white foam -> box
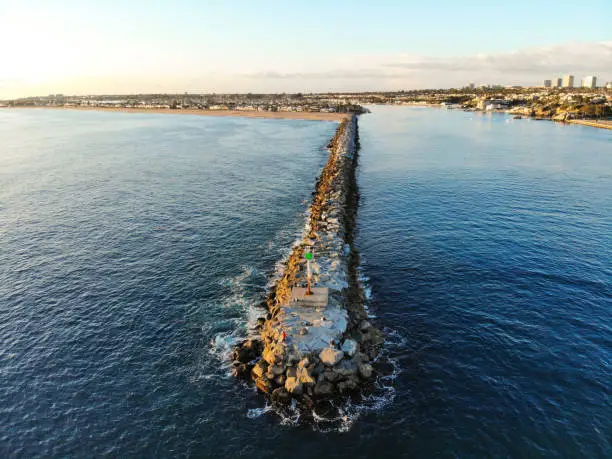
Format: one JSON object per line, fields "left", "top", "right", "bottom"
{"left": 246, "top": 404, "right": 274, "bottom": 419}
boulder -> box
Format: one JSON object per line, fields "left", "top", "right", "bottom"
{"left": 313, "top": 362, "right": 324, "bottom": 375}
{"left": 251, "top": 361, "right": 268, "bottom": 379}
{"left": 271, "top": 388, "right": 291, "bottom": 405}
{"left": 286, "top": 367, "right": 297, "bottom": 379}
{"left": 358, "top": 363, "right": 373, "bottom": 379}
{"left": 319, "top": 348, "right": 344, "bottom": 366}
{"left": 269, "top": 364, "right": 285, "bottom": 376}
{"left": 262, "top": 348, "right": 277, "bottom": 365}
{"left": 314, "top": 381, "right": 335, "bottom": 397}
{"left": 255, "top": 377, "right": 273, "bottom": 394}
{"left": 360, "top": 320, "right": 372, "bottom": 332}
{"left": 337, "top": 377, "right": 358, "bottom": 393}
{"left": 298, "top": 357, "right": 310, "bottom": 369}
{"left": 322, "top": 368, "right": 340, "bottom": 382}
{"left": 341, "top": 339, "right": 358, "bottom": 357}
{"left": 334, "top": 359, "right": 358, "bottom": 377}
{"left": 232, "top": 339, "right": 261, "bottom": 363}
{"left": 262, "top": 345, "right": 284, "bottom": 366}
{"left": 232, "top": 363, "right": 251, "bottom": 379}
{"left": 297, "top": 366, "right": 316, "bottom": 385}
{"left": 373, "top": 359, "right": 395, "bottom": 376}
{"left": 285, "top": 377, "right": 303, "bottom": 395}
{"left": 301, "top": 394, "right": 314, "bottom": 409}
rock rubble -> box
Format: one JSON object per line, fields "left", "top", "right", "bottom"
{"left": 232, "top": 115, "right": 384, "bottom": 409}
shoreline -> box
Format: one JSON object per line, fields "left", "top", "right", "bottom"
{"left": 566, "top": 119, "right": 612, "bottom": 130}
{"left": 368, "top": 104, "right": 612, "bottom": 131}
{"left": 6, "top": 106, "right": 348, "bottom": 122}
{"left": 232, "top": 115, "right": 385, "bottom": 415}
{"left": 463, "top": 107, "right": 612, "bottom": 131}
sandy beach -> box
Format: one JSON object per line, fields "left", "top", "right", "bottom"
{"left": 9, "top": 106, "right": 348, "bottom": 122}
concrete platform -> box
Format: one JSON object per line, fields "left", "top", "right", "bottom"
{"left": 290, "top": 287, "right": 328, "bottom": 307}
{"left": 276, "top": 302, "right": 348, "bottom": 354}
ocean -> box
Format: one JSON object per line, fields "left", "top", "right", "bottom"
{"left": 1, "top": 107, "right": 610, "bottom": 458}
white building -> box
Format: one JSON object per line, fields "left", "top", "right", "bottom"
{"left": 562, "top": 75, "right": 574, "bottom": 88}
{"left": 582, "top": 76, "right": 597, "bottom": 88}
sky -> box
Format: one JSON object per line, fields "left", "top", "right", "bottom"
{"left": 1, "top": 0, "right": 611, "bottom": 98}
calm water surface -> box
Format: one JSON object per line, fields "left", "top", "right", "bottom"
{"left": 1, "top": 107, "right": 611, "bottom": 458}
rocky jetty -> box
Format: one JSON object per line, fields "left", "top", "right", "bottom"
{"left": 232, "top": 115, "right": 384, "bottom": 411}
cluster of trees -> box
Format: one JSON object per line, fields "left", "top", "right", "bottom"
{"left": 575, "top": 104, "right": 612, "bottom": 118}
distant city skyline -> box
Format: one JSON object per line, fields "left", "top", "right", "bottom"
{"left": 1, "top": 0, "right": 611, "bottom": 98}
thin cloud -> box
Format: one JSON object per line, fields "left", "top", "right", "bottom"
{"left": 242, "top": 42, "right": 612, "bottom": 83}
{"left": 242, "top": 69, "right": 408, "bottom": 80}
{"left": 386, "top": 41, "right": 612, "bottom": 74}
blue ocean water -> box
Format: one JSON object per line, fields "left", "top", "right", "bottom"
{"left": 355, "top": 106, "right": 612, "bottom": 458}
{"left": 1, "top": 107, "right": 611, "bottom": 458}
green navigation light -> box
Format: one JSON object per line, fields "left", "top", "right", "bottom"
{"left": 304, "top": 252, "right": 313, "bottom": 260}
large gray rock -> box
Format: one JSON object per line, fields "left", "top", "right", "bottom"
{"left": 271, "top": 388, "right": 291, "bottom": 405}
{"left": 358, "top": 363, "right": 373, "bottom": 379}
{"left": 341, "top": 339, "right": 358, "bottom": 357}
{"left": 233, "top": 339, "right": 262, "bottom": 363}
{"left": 232, "top": 362, "right": 251, "bottom": 379}
{"left": 322, "top": 368, "right": 340, "bottom": 382}
{"left": 269, "top": 364, "right": 285, "bottom": 376}
{"left": 314, "top": 381, "right": 335, "bottom": 397}
{"left": 334, "top": 359, "right": 358, "bottom": 377}
{"left": 319, "top": 348, "right": 344, "bottom": 366}
{"left": 337, "top": 376, "right": 358, "bottom": 393}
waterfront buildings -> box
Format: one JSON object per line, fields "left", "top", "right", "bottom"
{"left": 555, "top": 78, "right": 563, "bottom": 88}
{"left": 544, "top": 80, "right": 552, "bottom": 88}
{"left": 562, "top": 75, "right": 575, "bottom": 88}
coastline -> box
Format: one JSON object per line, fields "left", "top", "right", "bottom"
{"left": 566, "top": 119, "right": 612, "bottom": 130}
{"left": 7, "top": 106, "right": 348, "bottom": 122}
{"left": 232, "top": 115, "right": 385, "bottom": 415}
{"left": 458, "top": 107, "right": 612, "bottom": 131}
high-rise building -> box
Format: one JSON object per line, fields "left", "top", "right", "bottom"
{"left": 544, "top": 79, "right": 552, "bottom": 88}
{"left": 606, "top": 81, "right": 612, "bottom": 89}
{"left": 555, "top": 78, "right": 563, "bottom": 87}
{"left": 582, "top": 76, "right": 597, "bottom": 88}
{"left": 562, "top": 75, "right": 574, "bottom": 88}
{"left": 467, "top": 82, "right": 475, "bottom": 89}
